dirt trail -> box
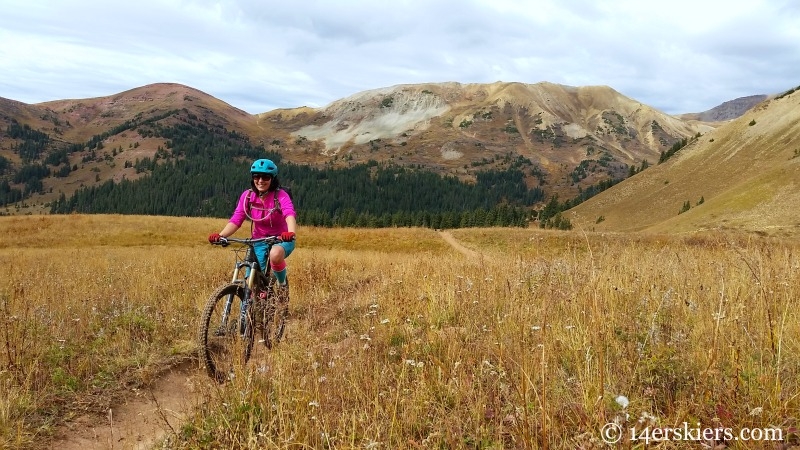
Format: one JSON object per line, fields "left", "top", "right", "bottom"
{"left": 438, "top": 230, "right": 485, "bottom": 260}
{"left": 50, "top": 361, "right": 203, "bottom": 450}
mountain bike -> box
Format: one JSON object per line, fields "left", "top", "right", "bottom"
{"left": 198, "top": 236, "right": 290, "bottom": 382}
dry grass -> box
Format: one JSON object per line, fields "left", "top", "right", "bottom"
{"left": 1, "top": 215, "right": 799, "bottom": 449}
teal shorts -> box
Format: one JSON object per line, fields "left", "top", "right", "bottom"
{"left": 253, "top": 240, "right": 295, "bottom": 273}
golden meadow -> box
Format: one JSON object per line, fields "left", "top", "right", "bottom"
{"left": 1, "top": 214, "right": 798, "bottom": 449}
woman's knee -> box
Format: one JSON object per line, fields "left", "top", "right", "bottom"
{"left": 269, "top": 245, "right": 286, "bottom": 261}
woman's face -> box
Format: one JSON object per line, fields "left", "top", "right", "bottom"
{"left": 252, "top": 173, "right": 273, "bottom": 193}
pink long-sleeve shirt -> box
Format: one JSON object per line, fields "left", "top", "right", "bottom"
{"left": 229, "top": 189, "right": 296, "bottom": 238}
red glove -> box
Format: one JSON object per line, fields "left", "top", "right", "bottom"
{"left": 280, "top": 231, "right": 295, "bottom": 242}
{"left": 208, "top": 233, "right": 221, "bottom": 243}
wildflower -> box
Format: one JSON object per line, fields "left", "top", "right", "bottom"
{"left": 380, "top": 318, "right": 390, "bottom": 324}
{"left": 749, "top": 407, "right": 763, "bottom": 416}
{"left": 615, "top": 395, "right": 629, "bottom": 409}
{"left": 308, "top": 401, "right": 320, "bottom": 408}
{"left": 531, "top": 325, "right": 541, "bottom": 331}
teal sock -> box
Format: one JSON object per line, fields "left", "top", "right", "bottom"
{"left": 273, "top": 268, "right": 287, "bottom": 285}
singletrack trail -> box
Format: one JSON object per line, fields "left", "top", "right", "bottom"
{"left": 438, "top": 230, "right": 484, "bottom": 260}
{"left": 50, "top": 361, "right": 202, "bottom": 450}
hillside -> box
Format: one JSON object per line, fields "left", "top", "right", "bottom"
{"left": 679, "top": 94, "right": 768, "bottom": 122}
{"left": 569, "top": 85, "right": 800, "bottom": 237}
{"left": 0, "top": 84, "right": 261, "bottom": 209}
{"left": 2, "top": 81, "right": 712, "bottom": 216}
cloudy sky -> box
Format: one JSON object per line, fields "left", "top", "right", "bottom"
{"left": 1, "top": 0, "right": 798, "bottom": 115}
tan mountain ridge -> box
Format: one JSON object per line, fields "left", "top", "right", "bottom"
{"left": 569, "top": 86, "right": 800, "bottom": 237}
{"left": 0, "top": 81, "right": 776, "bottom": 228}
{"left": 0, "top": 84, "right": 261, "bottom": 205}
{"left": 1, "top": 83, "right": 258, "bottom": 144}
{"left": 257, "top": 81, "right": 714, "bottom": 199}
{"left": 259, "top": 81, "right": 711, "bottom": 165}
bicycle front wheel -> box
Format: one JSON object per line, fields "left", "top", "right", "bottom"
{"left": 198, "top": 284, "right": 255, "bottom": 382}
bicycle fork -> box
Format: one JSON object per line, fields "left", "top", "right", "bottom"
{"left": 217, "top": 252, "right": 260, "bottom": 337}
{"left": 217, "top": 256, "right": 255, "bottom": 336}
{"left": 217, "top": 290, "right": 252, "bottom": 337}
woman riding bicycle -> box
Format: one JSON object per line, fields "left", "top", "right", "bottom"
{"left": 208, "top": 159, "right": 297, "bottom": 298}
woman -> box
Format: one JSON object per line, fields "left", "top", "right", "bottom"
{"left": 208, "top": 159, "right": 297, "bottom": 292}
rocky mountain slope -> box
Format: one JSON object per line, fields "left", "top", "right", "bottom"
{"left": 257, "top": 81, "right": 712, "bottom": 196}
{"left": 570, "top": 86, "right": 800, "bottom": 237}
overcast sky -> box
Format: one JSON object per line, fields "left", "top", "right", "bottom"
{"left": 1, "top": 0, "right": 798, "bottom": 115}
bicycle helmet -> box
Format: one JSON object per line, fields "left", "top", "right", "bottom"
{"left": 250, "top": 159, "right": 278, "bottom": 176}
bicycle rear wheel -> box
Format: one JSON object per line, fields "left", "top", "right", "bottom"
{"left": 261, "top": 278, "right": 288, "bottom": 349}
{"left": 198, "top": 284, "right": 255, "bottom": 382}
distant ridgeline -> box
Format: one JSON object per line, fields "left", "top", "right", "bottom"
{"left": 48, "top": 121, "right": 544, "bottom": 228}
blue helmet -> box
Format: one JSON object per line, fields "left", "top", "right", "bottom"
{"left": 250, "top": 159, "right": 278, "bottom": 176}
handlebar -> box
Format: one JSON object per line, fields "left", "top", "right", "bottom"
{"left": 211, "top": 236, "right": 293, "bottom": 247}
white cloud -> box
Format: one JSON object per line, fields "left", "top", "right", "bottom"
{"left": 1, "top": 0, "right": 798, "bottom": 115}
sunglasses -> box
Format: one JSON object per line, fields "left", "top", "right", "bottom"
{"left": 252, "top": 174, "right": 273, "bottom": 181}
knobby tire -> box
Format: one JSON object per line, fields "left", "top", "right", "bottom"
{"left": 198, "top": 284, "right": 255, "bottom": 382}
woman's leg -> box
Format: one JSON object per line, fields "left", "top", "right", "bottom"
{"left": 269, "top": 241, "right": 294, "bottom": 285}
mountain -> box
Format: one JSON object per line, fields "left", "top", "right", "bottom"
{"left": 1, "top": 84, "right": 261, "bottom": 207}
{"left": 0, "top": 81, "right": 764, "bottom": 222}
{"left": 257, "top": 82, "right": 709, "bottom": 184}
{"left": 569, "top": 85, "right": 800, "bottom": 237}
{"left": 679, "top": 94, "right": 769, "bottom": 122}
{"left": 1, "top": 83, "right": 257, "bottom": 143}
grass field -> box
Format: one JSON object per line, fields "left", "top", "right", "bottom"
{"left": 1, "top": 215, "right": 799, "bottom": 449}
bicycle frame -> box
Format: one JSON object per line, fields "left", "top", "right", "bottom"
{"left": 216, "top": 237, "right": 278, "bottom": 337}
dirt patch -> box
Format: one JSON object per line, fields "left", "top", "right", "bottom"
{"left": 49, "top": 361, "right": 203, "bottom": 450}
